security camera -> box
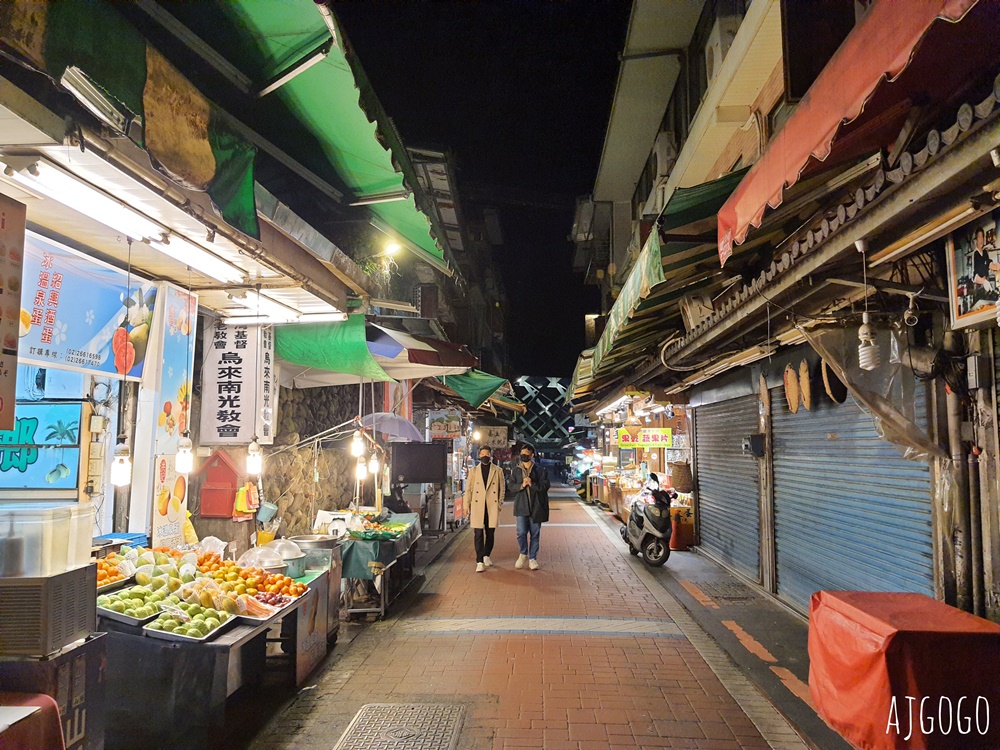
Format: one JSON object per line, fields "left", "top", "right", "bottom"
{"left": 903, "top": 308, "right": 919, "bottom": 327}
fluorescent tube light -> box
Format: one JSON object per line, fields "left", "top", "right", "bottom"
{"left": 223, "top": 315, "right": 297, "bottom": 326}
{"left": 297, "top": 312, "right": 348, "bottom": 323}
{"left": 227, "top": 290, "right": 299, "bottom": 320}
{"left": 6, "top": 159, "right": 164, "bottom": 241}
{"left": 150, "top": 235, "right": 244, "bottom": 284}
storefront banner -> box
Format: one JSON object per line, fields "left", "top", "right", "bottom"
{"left": 201, "top": 321, "right": 276, "bottom": 444}
{"left": 477, "top": 426, "right": 508, "bottom": 450}
{"left": 19, "top": 232, "right": 156, "bottom": 381}
{"left": 428, "top": 409, "right": 461, "bottom": 440}
{"left": 0, "top": 402, "right": 81, "bottom": 489}
{"left": 0, "top": 196, "right": 26, "bottom": 430}
{"left": 151, "top": 455, "right": 187, "bottom": 549}
{"left": 152, "top": 285, "right": 197, "bottom": 456}
{"left": 616, "top": 427, "right": 674, "bottom": 449}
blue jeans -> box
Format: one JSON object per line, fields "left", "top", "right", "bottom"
{"left": 516, "top": 515, "right": 541, "bottom": 559}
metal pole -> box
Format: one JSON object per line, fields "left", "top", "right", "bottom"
{"left": 969, "top": 453, "right": 985, "bottom": 617}
{"left": 944, "top": 331, "right": 972, "bottom": 611}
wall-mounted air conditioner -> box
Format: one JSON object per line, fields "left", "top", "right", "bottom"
{"left": 645, "top": 132, "right": 677, "bottom": 216}
{"left": 705, "top": 15, "right": 743, "bottom": 87}
{"left": 679, "top": 292, "right": 716, "bottom": 332}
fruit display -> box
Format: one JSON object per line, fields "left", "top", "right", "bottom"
{"left": 350, "top": 517, "right": 411, "bottom": 540}
{"left": 144, "top": 602, "right": 233, "bottom": 641}
{"left": 97, "top": 586, "right": 172, "bottom": 623}
{"left": 176, "top": 578, "right": 247, "bottom": 616}
{"left": 96, "top": 557, "right": 130, "bottom": 589}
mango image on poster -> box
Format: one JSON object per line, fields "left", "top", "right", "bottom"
{"left": 157, "top": 487, "right": 171, "bottom": 516}
{"left": 19, "top": 309, "right": 31, "bottom": 337}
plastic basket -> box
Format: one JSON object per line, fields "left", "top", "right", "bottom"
{"left": 0, "top": 564, "right": 96, "bottom": 656}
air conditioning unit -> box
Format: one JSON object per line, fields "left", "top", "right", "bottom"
{"left": 679, "top": 292, "right": 715, "bottom": 332}
{"left": 652, "top": 132, "right": 677, "bottom": 181}
{"left": 705, "top": 15, "right": 743, "bottom": 87}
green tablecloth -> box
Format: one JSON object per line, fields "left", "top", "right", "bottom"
{"left": 340, "top": 512, "right": 422, "bottom": 580}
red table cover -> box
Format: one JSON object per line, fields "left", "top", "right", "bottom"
{"left": 809, "top": 591, "right": 1000, "bottom": 749}
{"left": 0, "top": 692, "right": 65, "bottom": 750}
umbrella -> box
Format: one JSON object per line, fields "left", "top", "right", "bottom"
{"left": 360, "top": 412, "right": 424, "bottom": 442}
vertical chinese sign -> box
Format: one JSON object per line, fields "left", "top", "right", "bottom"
{"left": 0, "top": 195, "right": 26, "bottom": 430}
{"left": 200, "top": 321, "right": 276, "bottom": 444}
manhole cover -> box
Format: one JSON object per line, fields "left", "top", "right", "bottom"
{"left": 333, "top": 704, "right": 465, "bottom": 750}
{"left": 696, "top": 581, "right": 757, "bottom": 605}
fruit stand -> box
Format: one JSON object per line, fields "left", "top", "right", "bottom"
{"left": 91, "top": 544, "right": 330, "bottom": 747}
{"left": 341, "top": 511, "right": 422, "bottom": 619}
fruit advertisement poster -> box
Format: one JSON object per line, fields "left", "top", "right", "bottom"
{"left": 429, "top": 409, "right": 462, "bottom": 439}
{"left": 153, "top": 285, "right": 197, "bottom": 456}
{"left": 0, "top": 195, "right": 26, "bottom": 430}
{"left": 19, "top": 231, "right": 156, "bottom": 381}
{"left": 151, "top": 454, "right": 187, "bottom": 549}
{"left": 0, "top": 402, "right": 81, "bottom": 490}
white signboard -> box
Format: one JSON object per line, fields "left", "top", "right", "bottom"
{"left": 200, "top": 320, "right": 275, "bottom": 444}
{"left": 477, "top": 426, "right": 509, "bottom": 450}
{"left": 151, "top": 455, "right": 187, "bottom": 549}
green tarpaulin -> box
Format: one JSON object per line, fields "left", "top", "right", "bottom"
{"left": 1, "top": 0, "right": 260, "bottom": 239}
{"left": 440, "top": 370, "right": 509, "bottom": 410}
{"left": 591, "top": 168, "right": 751, "bottom": 374}
{"left": 275, "top": 314, "right": 391, "bottom": 382}
{"left": 167, "top": 0, "right": 448, "bottom": 270}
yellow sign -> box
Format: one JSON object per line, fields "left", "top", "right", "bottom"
{"left": 616, "top": 428, "right": 673, "bottom": 448}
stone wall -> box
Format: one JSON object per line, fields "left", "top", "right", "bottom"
{"left": 263, "top": 384, "right": 360, "bottom": 535}
{"left": 188, "top": 383, "right": 362, "bottom": 545}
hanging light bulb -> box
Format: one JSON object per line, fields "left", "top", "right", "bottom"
{"left": 351, "top": 430, "right": 365, "bottom": 457}
{"left": 110, "top": 438, "right": 132, "bottom": 487}
{"left": 355, "top": 457, "right": 368, "bottom": 481}
{"left": 246, "top": 437, "right": 263, "bottom": 475}
{"left": 175, "top": 432, "right": 194, "bottom": 475}
{"left": 624, "top": 404, "right": 643, "bottom": 440}
{"left": 472, "top": 429, "right": 482, "bottom": 441}
{"left": 368, "top": 452, "right": 380, "bottom": 475}
{"left": 858, "top": 312, "right": 880, "bottom": 371}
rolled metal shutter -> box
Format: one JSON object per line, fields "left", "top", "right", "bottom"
{"left": 770, "top": 383, "right": 933, "bottom": 612}
{"left": 694, "top": 395, "right": 761, "bottom": 580}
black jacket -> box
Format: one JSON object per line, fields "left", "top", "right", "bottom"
{"left": 506, "top": 462, "right": 550, "bottom": 523}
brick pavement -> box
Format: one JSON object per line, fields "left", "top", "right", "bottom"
{"left": 250, "top": 498, "right": 804, "bottom": 749}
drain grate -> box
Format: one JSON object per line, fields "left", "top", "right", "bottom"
{"left": 333, "top": 704, "right": 465, "bottom": 750}
{"left": 696, "top": 580, "right": 758, "bottom": 605}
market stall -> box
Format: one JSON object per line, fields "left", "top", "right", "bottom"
{"left": 341, "top": 511, "right": 422, "bottom": 619}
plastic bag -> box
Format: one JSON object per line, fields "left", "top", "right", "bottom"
{"left": 176, "top": 579, "right": 247, "bottom": 615}
{"left": 198, "top": 536, "right": 228, "bottom": 557}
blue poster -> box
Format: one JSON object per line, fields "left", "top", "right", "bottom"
{"left": 0, "top": 402, "right": 81, "bottom": 489}
{"left": 18, "top": 232, "right": 156, "bottom": 380}
{"left": 153, "top": 285, "right": 197, "bottom": 456}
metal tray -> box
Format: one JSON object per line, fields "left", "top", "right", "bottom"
{"left": 96, "top": 574, "right": 134, "bottom": 593}
{"left": 142, "top": 614, "right": 237, "bottom": 644}
{"left": 97, "top": 604, "right": 161, "bottom": 626}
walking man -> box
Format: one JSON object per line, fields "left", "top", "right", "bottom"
{"left": 507, "top": 444, "right": 549, "bottom": 570}
{"left": 466, "top": 445, "right": 505, "bottom": 572}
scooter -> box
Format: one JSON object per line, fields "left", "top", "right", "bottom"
{"left": 620, "top": 474, "right": 675, "bottom": 567}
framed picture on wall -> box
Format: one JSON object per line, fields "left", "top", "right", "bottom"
{"left": 946, "top": 209, "right": 1000, "bottom": 329}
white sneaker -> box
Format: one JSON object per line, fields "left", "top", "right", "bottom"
{"left": 515, "top": 554, "right": 527, "bottom": 569}
{"left": 476, "top": 562, "right": 485, "bottom": 573}
{"left": 483, "top": 556, "right": 493, "bottom": 567}
{"left": 528, "top": 559, "right": 540, "bottom": 570}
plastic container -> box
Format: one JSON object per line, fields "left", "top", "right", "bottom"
{"left": 237, "top": 546, "right": 284, "bottom": 570}
{"left": 257, "top": 501, "right": 278, "bottom": 523}
{"left": 265, "top": 538, "right": 302, "bottom": 559}
{"left": 63, "top": 502, "right": 95, "bottom": 569}
{"left": 0, "top": 504, "right": 71, "bottom": 577}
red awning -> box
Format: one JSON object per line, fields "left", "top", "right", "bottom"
{"left": 717, "top": 0, "right": 981, "bottom": 265}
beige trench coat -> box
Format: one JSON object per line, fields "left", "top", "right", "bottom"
{"left": 465, "top": 463, "right": 505, "bottom": 529}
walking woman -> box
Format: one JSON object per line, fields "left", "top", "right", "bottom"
{"left": 465, "top": 445, "right": 505, "bottom": 572}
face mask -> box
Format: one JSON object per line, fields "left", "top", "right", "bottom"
{"left": 479, "top": 457, "right": 491, "bottom": 465}
{"left": 520, "top": 455, "right": 531, "bottom": 463}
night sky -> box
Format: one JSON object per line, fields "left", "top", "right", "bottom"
{"left": 335, "top": 2, "right": 630, "bottom": 377}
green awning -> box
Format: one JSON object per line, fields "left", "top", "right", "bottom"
{"left": 590, "top": 168, "right": 750, "bottom": 376}
{"left": 173, "top": 0, "right": 448, "bottom": 271}
{"left": 440, "top": 370, "right": 509, "bottom": 410}
{"left": 275, "top": 314, "right": 391, "bottom": 382}
{"left": 1, "top": 0, "right": 259, "bottom": 238}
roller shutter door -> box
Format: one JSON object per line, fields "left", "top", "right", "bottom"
{"left": 694, "top": 395, "right": 761, "bottom": 580}
{"left": 770, "top": 383, "right": 933, "bottom": 612}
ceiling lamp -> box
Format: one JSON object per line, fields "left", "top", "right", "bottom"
{"left": 246, "top": 437, "right": 263, "bottom": 475}
{"left": 110, "top": 438, "right": 132, "bottom": 487}
{"left": 858, "top": 312, "right": 880, "bottom": 371}
{"left": 175, "top": 433, "right": 194, "bottom": 475}
{"left": 624, "top": 404, "right": 642, "bottom": 440}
